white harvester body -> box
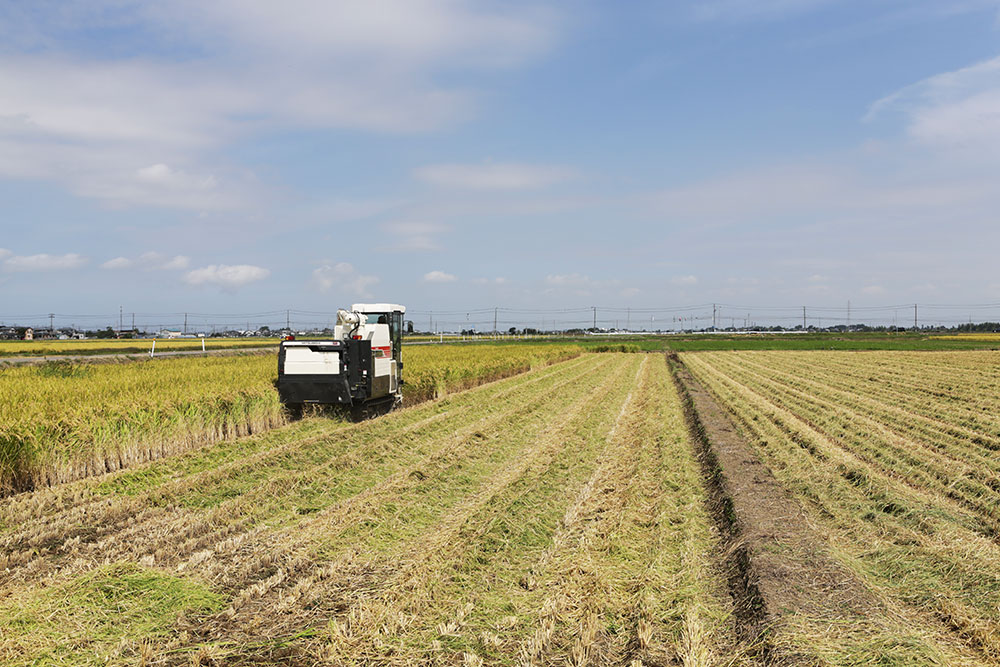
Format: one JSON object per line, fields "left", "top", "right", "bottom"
{"left": 277, "top": 303, "right": 405, "bottom": 416}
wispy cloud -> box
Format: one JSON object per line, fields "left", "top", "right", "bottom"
{"left": 183, "top": 264, "right": 269, "bottom": 288}
{"left": 101, "top": 252, "right": 190, "bottom": 270}
{"left": 3, "top": 252, "right": 88, "bottom": 272}
{"left": 545, "top": 273, "right": 591, "bottom": 288}
{"left": 423, "top": 270, "right": 457, "bottom": 283}
{"left": 312, "top": 262, "right": 379, "bottom": 298}
{"left": 867, "top": 54, "right": 1000, "bottom": 151}
{"left": 414, "top": 162, "right": 576, "bottom": 190}
{"left": 0, "top": 2, "right": 560, "bottom": 209}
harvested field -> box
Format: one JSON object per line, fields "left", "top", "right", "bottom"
{"left": 0, "top": 353, "right": 732, "bottom": 666}
{"left": 682, "top": 350, "right": 1000, "bottom": 665}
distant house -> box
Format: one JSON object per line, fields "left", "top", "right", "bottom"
{"left": 23, "top": 327, "right": 34, "bottom": 341}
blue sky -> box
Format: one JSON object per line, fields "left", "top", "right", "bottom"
{"left": 2, "top": 0, "right": 1000, "bottom": 331}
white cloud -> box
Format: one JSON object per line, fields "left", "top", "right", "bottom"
{"left": 0, "top": 2, "right": 558, "bottom": 209}
{"left": 424, "top": 270, "right": 457, "bottom": 283}
{"left": 183, "top": 264, "right": 269, "bottom": 288}
{"left": 670, "top": 275, "right": 698, "bottom": 286}
{"left": 136, "top": 163, "right": 217, "bottom": 191}
{"left": 473, "top": 276, "right": 508, "bottom": 285}
{"left": 101, "top": 257, "right": 133, "bottom": 269}
{"left": 0, "top": 248, "right": 11, "bottom": 260}
{"left": 4, "top": 253, "right": 88, "bottom": 272}
{"left": 868, "top": 55, "right": 1000, "bottom": 152}
{"left": 312, "top": 262, "right": 379, "bottom": 297}
{"left": 101, "top": 252, "right": 190, "bottom": 270}
{"left": 414, "top": 163, "right": 576, "bottom": 190}
{"left": 861, "top": 285, "right": 887, "bottom": 295}
{"left": 160, "top": 255, "right": 191, "bottom": 270}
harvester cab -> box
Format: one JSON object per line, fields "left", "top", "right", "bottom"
{"left": 278, "top": 303, "right": 405, "bottom": 418}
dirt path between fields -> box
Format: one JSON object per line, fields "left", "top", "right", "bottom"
{"left": 668, "top": 353, "right": 887, "bottom": 665}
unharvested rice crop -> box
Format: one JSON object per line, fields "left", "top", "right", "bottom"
{"left": 0, "top": 356, "right": 283, "bottom": 495}
{"left": 400, "top": 343, "right": 581, "bottom": 403}
{"left": 683, "top": 350, "right": 1000, "bottom": 665}
{"left": 932, "top": 333, "right": 1000, "bottom": 342}
{"left": 0, "top": 353, "right": 730, "bottom": 666}
{"left": 0, "top": 344, "right": 581, "bottom": 495}
{"left": 0, "top": 337, "right": 277, "bottom": 358}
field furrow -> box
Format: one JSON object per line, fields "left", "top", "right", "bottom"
{"left": 683, "top": 351, "right": 1000, "bottom": 664}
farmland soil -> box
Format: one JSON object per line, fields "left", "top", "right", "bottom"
{"left": 669, "top": 354, "right": 886, "bottom": 664}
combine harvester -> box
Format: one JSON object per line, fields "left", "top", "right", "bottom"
{"left": 278, "top": 303, "right": 404, "bottom": 419}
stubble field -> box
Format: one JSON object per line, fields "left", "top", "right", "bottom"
{"left": 683, "top": 350, "right": 1000, "bottom": 664}
{"left": 2, "top": 345, "right": 1000, "bottom": 665}
{"left": 0, "top": 353, "right": 729, "bottom": 666}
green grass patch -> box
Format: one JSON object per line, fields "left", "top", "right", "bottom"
{"left": 0, "top": 562, "right": 223, "bottom": 666}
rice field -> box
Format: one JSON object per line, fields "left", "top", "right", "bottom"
{"left": 931, "top": 333, "right": 1000, "bottom": 342}
{"left": 683, "top": 350, "right": 1000, "bottom": 665}
{"left": 0, "top": 338, "right": 277, "bottom": 358}
{"left": 0, "top": 344, "right": 581, "bottom": 495}
{"left": 6, "top": 342, "right": 1000, "bottom": 665}
{"left": 0, "top": 353, "right": 732, "bottom": 666}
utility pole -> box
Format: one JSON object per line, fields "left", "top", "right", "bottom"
{"left": 184, "top": 312, "right": 188, "bottom": 334}
{"left": 712, "top": 303, "right": 717, "bottom": 330}
{"left": 494, "top": 307, "right": 498, "bottom": 336}
{"left": 627, "top": 307, "right": 630, "bottom": 331}
{"left": 847, "top": 301, "right": 850, "bottom": 329}
{"left": 592, "top": 306, "right": 596, "bottom": 330}
{"left": 49, "top": 312, "right": 55, "bottom": 333}
{"left": 802, "top": 306, "right": 806, "bottom": 329}
{"left": 131, "top": 312, "right": 135, "bottom": 332}
{"left": 119, "top": 306, "right": 123, "bottom": 335}
{"left": 914, "top": 304, "right": 918, "bottom": 330}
